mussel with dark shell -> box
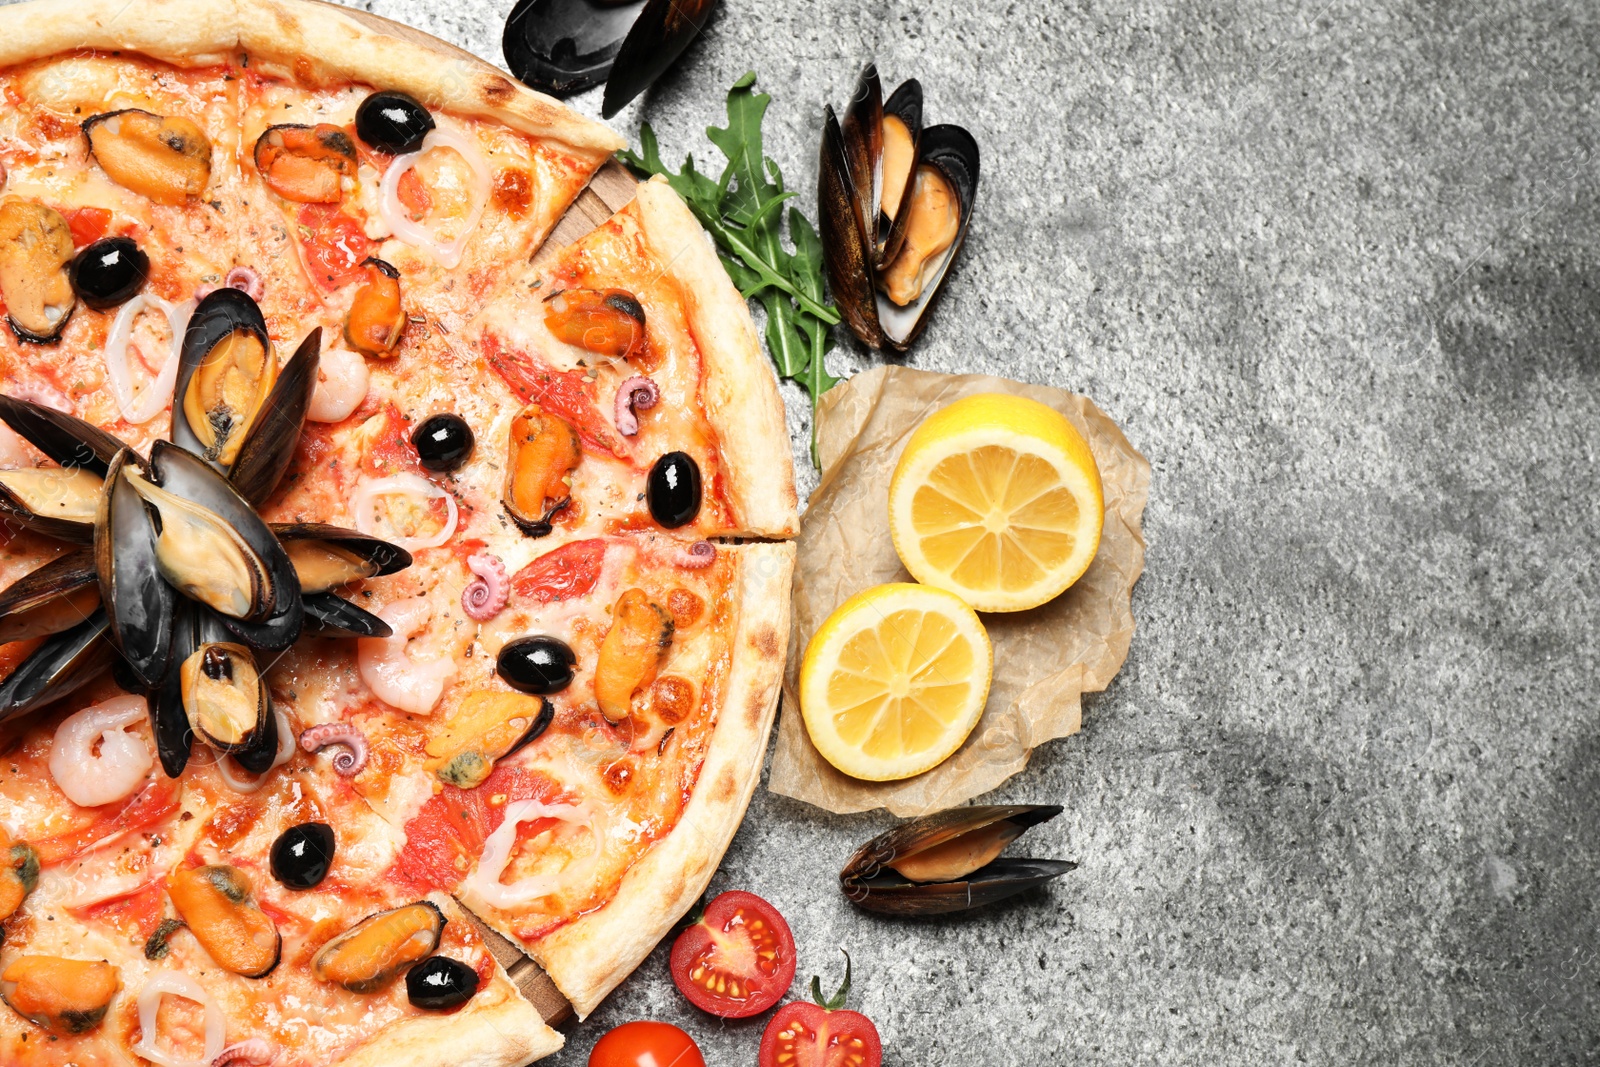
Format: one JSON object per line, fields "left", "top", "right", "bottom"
{"left": 820, "top": 65, "right": 979, "bottom": 352}
{"left": 95, "top": 450, "right": 175, "bottom": 688}
{"left": 311, "top": 901, "right": 445, "bottom": 993}
{"left": 301, "top": 593, "right": 392, "bottom": 639}
{"left": 272, "top": 522, "right": 411, "bottom": 593}
{"left": 178, "top": 642, "right": 274, "bottom": 765}
{"left": 503, "top": 0, "right": 718, "bottom": 118}
{"left": 0, "top": 610, "right": 115, "bottom": 723}
{"left": 839, "top": 805, "right": 1073, "bottom": 916}
{"left": 172, "top": 287, "right": 275, "bottom": 469}
{"left": 0, "top": 394, "right": 126, "bottom": 475}
{"left": 227, "top": 328, "right": 321, "bottom": 506}
{"left": 0, "top": 549, "right": 99, "bottom": 644}
{"left": 0, "top": 199, "right": 76, "bottom": 343}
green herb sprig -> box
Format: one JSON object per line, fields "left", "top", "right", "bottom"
{"left": 619, "top": 72, "right": 841, "bottom": 463}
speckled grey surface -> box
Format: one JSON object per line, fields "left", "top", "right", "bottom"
{"left": 217, "top": 0, "right": 1600, "bottom": 1061}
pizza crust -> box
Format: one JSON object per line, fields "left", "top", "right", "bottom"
{"left": 0, "top": 0, "right": 623, "bottom": 156}
{"left": 632, "top": 177, "right": 800, "bottom": 538}
{"left": 473, "top": 541, "right": 796, "bottom": 1018}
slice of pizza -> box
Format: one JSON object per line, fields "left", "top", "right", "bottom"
{"left": 0, "top": 679, "right": 559, "bottom": 1066}
{"left": 473, "top": 176, "right": 799, "bottom": 540}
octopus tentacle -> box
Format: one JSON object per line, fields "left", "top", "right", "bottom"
{"left": 213, "top": 1038, "right": 278, "bottom": 1067}
{"left": 613, "top": 375, "right": 659, "bottom": 436}
{"left": 298, "top": 723, "right": 369, "bottom": 777}
{"left": 461, "top": 552, "right": 509, "bottom": 621}
{"left": 673, "top": 540, "right": 716, "bottom": 569}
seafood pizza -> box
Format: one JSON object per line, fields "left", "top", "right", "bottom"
{"left": 0, "top": 0, "right": 797, "bottom": 1064}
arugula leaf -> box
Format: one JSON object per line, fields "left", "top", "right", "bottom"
{"left": 619, "top": 73, "right": 842, "bottom": 464}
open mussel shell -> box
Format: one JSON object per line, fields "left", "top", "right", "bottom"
{"left": 95, "top": 451, "right": 174, "bottom": 689}
{"left": 0, "top": 611, "right": 114, "bottom": 723}
{"left": 148, "top": 441, "right": 302, "bottom": 649}
{"left": 0, "top": 549, "right": 99, "bottom": 644}
{"left": 171, "top": 287, "right": 274, "bottom": 470}
{"left": 301, "top": 593, "right": 392, "bottom": 639}
{"left": 150, "top": 600, "right": 198, "bottom": 778}
{"left": 179, "top": 642, "right": 271, "bottom": 758}
{"left": 873, "top": 124, "right": 978, "bottom": 351}
{"left": 228, "top": 328, "right": 320, "bottom": 507}
{"left": 600, "top": 0, "right": 720, "bottom": 118}
{"left": 839, "top": 805, "right": 1072, "bottom": 916}
{"left": 875, "top": 80, "right": 924, "bottom": 270}
{"left": 819, "top": 105, "right": 882, "bottom": 350}
{"left": 840, "top": 66, "right": 884, "bottom": 257}
{"left": 0, "top": 395, "right": 125, "bottom": 476}
{"left": 270, "top": 523, "right": 411, "bottom": 595}
{"left": 503, "top": 0, "right": 646, "bottom": 97}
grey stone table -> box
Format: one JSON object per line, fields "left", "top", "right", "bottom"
{"left": 345, "top": 0, "right": 1600, "bottom": 1061}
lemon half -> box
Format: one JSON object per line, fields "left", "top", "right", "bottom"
{"left": 799, "top": 583, "right": 992, "bottom": 781}
{"left": 889, "top": 393, "right": 1104, "bottom": 613}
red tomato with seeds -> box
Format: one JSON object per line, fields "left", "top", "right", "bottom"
{"left": 589, "top": 1021, "right": 704, "bottom": 1067}
{"left": 65, "top": 206, "right": 111, "bottom": 247}
{"left": 669, "top": 890, "right": 796, "bottom": 1018}
{"left": 759, "top": 953, "right": 882, "bottom": 1067}
{"left": 297, "top": 203, "right": 373, "bottom": 291}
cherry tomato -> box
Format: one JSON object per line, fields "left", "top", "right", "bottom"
{"left": 297, "top": 203, "right": 373, "bottom": 291}
{"left": 759, "top": 953, "right": 882, "bottom": 1067}
{"left": 669, "top": 890, "right": 796, "bottom": 1018}
{"left": 589, "top": 1021, "right": 705, "bottom": 1067}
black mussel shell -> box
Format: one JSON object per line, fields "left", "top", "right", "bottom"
{"left": 0, "top": 610, "right": 114, "bottom": 724}
{"left": 0, "top": 394, "right": 127, "bottom": 476}
{"left": 412, "top": 413, "right": 474, "bottom": 473}
{"left": 874, "top": 124, "right": 979, "bottom": 352}
{"left": 151, "top": 600, "right": 198, "bottom": 777}
{"left": 149, "top": 441, "right": 302, "bottom": 650}
{"left": 0, "top": 465, "right": 101, "bottom": 544}
{"left": 875, "top": 79, "right": 924, "bottom": 270}
{"left": 600, "top": 0, "right": 720, "bottom": 118}
{"left": 95, "top": 451, "right": 174, "bottom": 689}
{"left": 229, "top": 328, "right": 320, "bottom": 507}
{"left": 843, "top": 857, "right": 1078, "bottom": 916}
{"left": 646, "top": 451, "right": 701, "bottom": 528}
{"left": 840, "top": 65, "right": 884, "bottom": 251}
{"left": 504, "top": 0, "right": 647, "bottom": 98}
{"left": 839, "top": 805, "right": 1069, "bottom": 916}
{"left": 231, "top": 687, "right": 279, "bottom": 774}
{"left": 407, "top": 955, "right": 479, "bottom": 1011}
{"left": 271, "top": 822, "right": 336, "bottom": 890}
{"left": 819, "top": 105, "right": 883, "bottom": 349}
{"left": 69, "top": 236, "right": 149, "bottom": 310}
{"left": 355, "top": 91, "right": 435, "bottom": 154}
{"left": 0, "top": 549, "right": 100, "bottom": 645}
{"left": 272, "top": 522, "right": 412, "bottom": 593}
{"left": 301, "top": 593, "right": 392, "bottom": 639}
{"left": 496, "top": 636, "right": 575, "bottom": 694}
{"left": 170, "top": 287, "right": 271, "bottom": 468}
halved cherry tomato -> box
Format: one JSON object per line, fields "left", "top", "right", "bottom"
{"left": 759, "top": 953, "right": 882, "bottom": 1067}
{"left": 297, "top": 203, "right": 374, "bottom": 291}
{"left": 669, "top": 890, "right": 796, "bottom": 1018}
{"left": 589, "top": 1021, "right": 704, "bottom": 1067}
{"left": 511, "top": 537, "right": 607, "bottom": 603}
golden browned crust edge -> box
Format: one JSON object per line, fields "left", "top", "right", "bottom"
{"left": 336, "top": 895, "right": 564, "bottom": 1067}
{"left": 632, "top": 177, "right": 800, "bottom": 538}
{"left": 0, "top": 0, "right": 623, "bottom": 156}
{"left": 468, "top": 542, "right": 795, "bottom": 1018}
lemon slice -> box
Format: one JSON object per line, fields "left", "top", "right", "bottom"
{"left": 889, "top": 393, "right": 1104, "bottom": 612}
{"left": 799, "top": 583, "right": 992, "bottom": 781}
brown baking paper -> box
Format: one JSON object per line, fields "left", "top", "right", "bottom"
{"left": 771, "top": 366, "right": 1151, "bottom": 816}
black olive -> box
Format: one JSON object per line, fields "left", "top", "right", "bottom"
{"left": 270, "top": 822, "right": 336, "bottom": 890}
{"left": 406, "top": 955, "right": 479, "bottom": 1011}
{"left": 497, "top": 636, "right": 575, "bottom": 694}
{"left": 69, "top": 236, "right": 148, "bottom": 310}
{"left": 647, "top": 451, "right": 701, "bottom": 528}
{"left": 412, "top": 413, "right": 475, "bottom": 473}
{"left": 355, "top": 91, "right": 436, "bottom": 154}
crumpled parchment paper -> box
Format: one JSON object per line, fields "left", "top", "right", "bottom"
{"left": 771, "top": 366, "right": 1151, "bottom": 816}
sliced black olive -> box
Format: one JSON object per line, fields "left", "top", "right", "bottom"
{"left": 270, "top": 822, "right": 336, "bottom": 890}
{"left": 355, "top": 91, "right": 435, "bottom": 154}
{"left": 406, "top": 955, "right": 478, "bottom": 1010}
{"left": 69, "top": 237, "right": 148, "bottom": 310}
{"left": 496, "top": 636, "right": 575, "bottom": 694}
{"left": 412, "top": 414, "right": 474, "bottom": 473}
{"left": 647, "top": 451, "right": 701, "bottom": 528}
